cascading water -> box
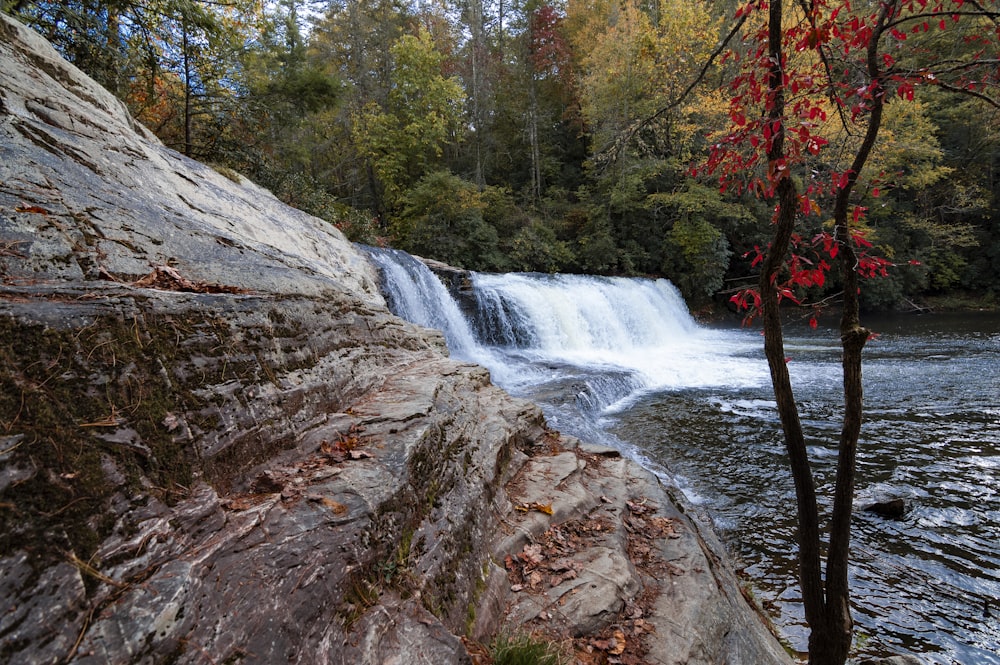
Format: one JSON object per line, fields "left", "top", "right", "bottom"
{"left": 362, "top": 246, "right": 766, "bottom": 444}
{"left": 469, "top": 272, "right": 765, "bottom": 395}
{"left": 364, "top": 246, "right": 481, "bottom": 358}
{"left": 362, "top": 245, "right": 1000, "bottom": 663}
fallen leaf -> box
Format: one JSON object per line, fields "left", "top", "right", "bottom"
{"left": 550, "top": 569, "right": 577, "bottom": 586}
{"left": 306, "top": 494, "right": 348, "bottom": 514}
{"left": 15, "top": 204, "right": 49, "bottom": 214}
{"left": 520, "top": 543, "right": 544, "bottom": 565}
{"left": 162, "top": 413, "right": 181, "bottom": 431}
{"left": 609, "top": 629, "right": 626, "bottom": 655}
{"left": 626, "top": 498, "right": 654, "bottom": 515}
{"left": 322, "top": 498, "right": 348, "bottom": 514}
{"left": 531, "top": 502, "right": 554, "bottom": 515}
{"left": 547, "top": 558, "right": 574, "bottom": 572}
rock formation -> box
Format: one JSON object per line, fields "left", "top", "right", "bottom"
{"left": 0, "top": 14, "right": 791, "bottom": 664}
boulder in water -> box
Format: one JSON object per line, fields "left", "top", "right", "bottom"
{"left": 864, "top": 497, "right": 909, "bottom": 519}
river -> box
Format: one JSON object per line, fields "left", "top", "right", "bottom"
{"left": 609, "top": 312, "right": 1000, "bottom": 664}
{"left": 365, "top": 247, "right": 1000, "bottom": 664}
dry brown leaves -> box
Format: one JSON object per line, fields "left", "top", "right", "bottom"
{"left": 504, "top": 516, "right": 611, "bottom": 593}
{"left": 573, "top": 589, "right": 660, "bottom": 665}
{"left": 130, "top": 265, "right": 249, "bottom": 294}
{"left": 318, "top": 423, "right": 372, "bottom": 463}
{"left": 514, "top": 501, "right": 554, "bottom": 515}
{"left": 623, "top": 498, "right": 683, "bottom": 576}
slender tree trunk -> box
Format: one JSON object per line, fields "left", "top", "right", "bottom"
{"left": 528, "top": 81, "right": 542, "bottom": 201}
{"left": 467, "top": 0, "right": 487, "bottom": 188}
{"left": 182, "top": 20, "right": 193, "bottom": 158}
{"left": 104, "top": 7, "right": 121, "bottom": 97}
{"left": 759, "top": 0, "right": 827, "bottom": 638}
{"left": 816, "top": 4, "right": 895, "bottom": 663}
{"left": 760, "top": 2, "right": 896, "bottom": 663}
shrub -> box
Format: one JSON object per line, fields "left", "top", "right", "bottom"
{"left": 489, "top": 632, "right": 566, "bottom": 665}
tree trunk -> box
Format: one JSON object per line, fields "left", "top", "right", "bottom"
{"left": 528, "top": 82, "right": 542, "bottom": 201}
{"left": 182, "top": 20, "right": 193, "bottom": 158}
{"left": 819, "top": 4, "right": 894, "bottom": 662}
{"left": 760, "top": 2, "right": 896, "bottom": 662}
{"left": 760, "top": 0, "right": 828, "bottom": 642}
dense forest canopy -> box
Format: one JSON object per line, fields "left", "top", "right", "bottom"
{"left": 5, "top": 0, "right": 998, "bottom": 310}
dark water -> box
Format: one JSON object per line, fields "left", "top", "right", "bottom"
{"left": 608, "top": 313, "right": 1000, "bottom": 664}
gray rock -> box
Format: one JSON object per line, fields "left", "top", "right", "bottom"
{"left": 865, "top": 497, "right": 908, "bottom": 519}
{"left": 0, "top": 13, "right": 792, "bottom": 665}
{"left": 495, "top": 446, "right": 791, "bottom": 664}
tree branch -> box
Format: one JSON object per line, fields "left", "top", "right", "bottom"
{"left": 596, "top": 11, "right": 749, "bottom": 164}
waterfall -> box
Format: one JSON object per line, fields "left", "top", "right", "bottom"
{"left": 365, "top": 246, "right": 481, "bottom": 358}
{"left": 470, "top": 272, "right": 697, "bottom": 353}
{"left": 362, "top": 247, "right": 766, "bottom": 435}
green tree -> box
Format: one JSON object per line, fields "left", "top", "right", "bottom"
{"left": 652, "top": 183, "right": 750, "bottom": 303}
{"left": 393, "top": 171, "right": 504, "bottom": 269}
{"left": 351, "top": 27, "right": 466, "bottom": 215}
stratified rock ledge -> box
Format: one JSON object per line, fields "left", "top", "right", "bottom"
{"left": 0, "top": 13, "right": 791, "bottom": 665}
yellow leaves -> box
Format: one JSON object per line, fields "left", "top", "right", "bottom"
{"left": 515, "top": 501, "right": 554, "bottom": 515}
{"left": 309, "top": 495, "right": 349, "bottom": 515}
{"left": 572, "top": 0, "right": 721, "bottom": 148}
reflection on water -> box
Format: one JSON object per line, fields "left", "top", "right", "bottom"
{"left": 608, "top": 313, "right": 1000, "bottom": 664}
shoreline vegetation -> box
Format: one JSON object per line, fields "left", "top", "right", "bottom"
{"left": 3, "top": 0, "right": 996, "bottom": 315}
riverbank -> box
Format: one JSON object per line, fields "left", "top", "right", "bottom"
{"left": 0, "top": 14, "right": 793, "bottom": 664}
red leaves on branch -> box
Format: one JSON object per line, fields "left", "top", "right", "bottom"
{"left": 730, "top": 288, "right": 762, "bottom": 312}
{"left": 729, "top": 229, "right": 894, "bottom": 322}
{"left": 704, "top": 0, "right": 993, "bottom": 323}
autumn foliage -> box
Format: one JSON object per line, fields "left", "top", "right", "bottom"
{"left": 703, "top": 0, "right": 998, "bottom": 323}
{"left": 701, "top": 2, "right": 998, "bottom": 663}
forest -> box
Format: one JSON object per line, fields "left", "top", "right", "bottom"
{"left": 4, "top": 0, "right": 998, "bottom": 311}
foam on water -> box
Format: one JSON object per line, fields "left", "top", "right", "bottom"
{"left": 365, "top": 246, "right": 769, "bottom": 413}
{"left": 469, "top": 271, "right": 767, "bottom": 397}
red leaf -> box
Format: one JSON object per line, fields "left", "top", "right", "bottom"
{"left": 15, "top": 205, "right": 49, "bottom": 214}
{"left": 852, "top": 229, "right": 872, "bottom": 247}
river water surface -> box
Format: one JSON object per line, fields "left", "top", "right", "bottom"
{"left": 608, "top": 313, "right": 1000, "bottom": 664}
{"left": 366, "top": 248, "right": 999, "bottom": 664}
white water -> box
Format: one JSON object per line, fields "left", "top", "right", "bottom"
{"left": 470, "top": 272, "right": 764, "bottom": 399}
{"left": 371, "top": 247, "right": 768, "bottom": 408}
{"left": 363, "top": 246, "right": 767, "bottom": 443}
{"left": 366, "top": 247, "right": 481, "bottom": 358}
